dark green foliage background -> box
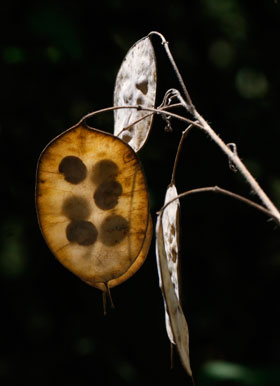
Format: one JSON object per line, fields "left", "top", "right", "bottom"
{"left": 1, "top": 1, "right": 280, "bottom": 385}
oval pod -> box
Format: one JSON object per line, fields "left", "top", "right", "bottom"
{"left": 36, "top": 121, "right": 150, "bottom": 288}
{"left": 114, "top": 36, "right": 157, "bottom": 152}
{"left": 161, "top": 183, "right": 182, "bottom": 344}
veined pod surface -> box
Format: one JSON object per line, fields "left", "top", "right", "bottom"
{"left": 36, "top": 121, "right": 151, "bottom": 289}
{"left": 114, "top": 36, "right": 157, "bottom": 152}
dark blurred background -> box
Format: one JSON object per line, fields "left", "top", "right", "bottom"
{"left": 1, "top": 1, "right": 280, "bottom": 385}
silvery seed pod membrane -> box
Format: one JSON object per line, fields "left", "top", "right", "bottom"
{"left": 156, "top": 184, "right": 192, "bottom": 376}
{"left": 114, "top": 36, "right": 157, "bottom": 152}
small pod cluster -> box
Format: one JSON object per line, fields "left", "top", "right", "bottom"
{"left": 36, "top": 32, "right": 194, "bottom": 377}
{"left": 36, "top": 122, "right": 152, "bottom": 291}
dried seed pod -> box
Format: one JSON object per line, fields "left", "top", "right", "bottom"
{"left": 91, "top": 214, "right": 152, "bottom": 290}
{"left": 114, "top": 36, "right": 157, "bottom": 152}
{"left": 36, "top": 121, "right": 150, "bottom": 289}
{"left": 161, "top": 183, "right": 181, "bottom": 343}
{"left": 156, "top": 186, "right": 192, "bottom": 377}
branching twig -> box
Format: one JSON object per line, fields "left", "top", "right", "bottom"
{"left": 80, "top": 73, "right": 280, "bottom": 224}
{"left": 148, "top": 31, "right": 195, "bottom": 114}
{"left": 117, "top": 112, "right": 154, "bottom": 136}
{"left": 148, "top": 31, "right": 280, "bottom": 225}
{"left": 80, "top": 105, "right": 201, "bottom": 129}
{"left": 158, "top": 186, "right": 279, "bottom": 223}
{"left": 110, "top": 102, "right": 184, "bottom": 137}
{"left": 193, "top": 111, "right": 280, "bottom": 223}
{"left": 87, "top": 32, "right": 279, "bottom": 224}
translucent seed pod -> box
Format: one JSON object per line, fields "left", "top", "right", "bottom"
{"left": 36, "top": 121, "right": 151, "bottom": 291}
{"left": 114, "top": 36, "right": 157, "bottom": 152}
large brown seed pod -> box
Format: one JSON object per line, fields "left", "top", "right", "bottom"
{"left": 36, "top": 121, "right": 150, "bottom": 288}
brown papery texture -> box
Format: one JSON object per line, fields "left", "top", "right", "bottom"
{"left": 36, "top": 122, "right": 150, "bottom": 288}
{"left": 91, "top": 213, "right": 153, "bottom": 290}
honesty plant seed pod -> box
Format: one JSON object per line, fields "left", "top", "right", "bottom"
{"left": 36, "top": 121, "right": 150, "bottom": 289}
{"left": 114, "top": 36, "right": 157, "bottom": 152}
{"left": 91, "top": 213, "right": 153, "bottom": 290}
{"left": 161, "top": 183, "right": 182, "bottom": 343}
{"left": 156, "top": 189, "right": 192, "bottom": 376}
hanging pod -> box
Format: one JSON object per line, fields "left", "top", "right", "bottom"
{"left": 36, "top": 121, "right": 152, "bottom": 292}
{"left": 156, "top": 183, "right": 192, "bottom": 377}
{"left": 114, "top": 36, "right": 157, "bottom": 152}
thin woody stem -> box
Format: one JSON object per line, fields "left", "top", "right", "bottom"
{"left": 159, "top": 186, "right": 279, "bottom": 223}
{"left": 80, "top": 105, "right": 200, "bottom": 128}
{"left": 118, "top": 104, "right": 184, "bottom": 135}
{"left": 149, "top": 33, "right": 280, "bottom": 224}
{"left": 171, "top": 124, "right": 194, "bottom": 185}
{"left": 193, "top": 111, "right": 280, "bottom": 223}
{"left": 148, "top": 31, "right": 194, "bottom": 113}
{"left": 80, "top": 104, "right": 280, "bottom": 223}
{"left": 118, "top": 112, "right": 154, "bottom": 136}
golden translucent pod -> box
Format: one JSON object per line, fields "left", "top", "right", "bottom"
{"left": 36, "top": 122, "right": 151, "bottom": 289}
{"left": 91, "top": 213, "right": 152, "bottom": 290}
